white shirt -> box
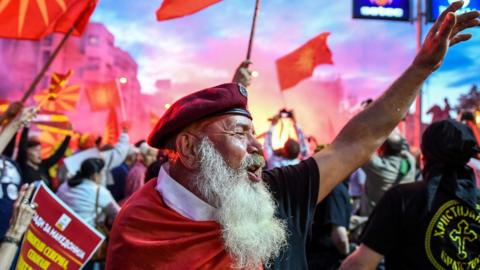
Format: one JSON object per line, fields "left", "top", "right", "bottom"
{"left": 57, "top": 180, "right": 116, "bottom": 226}
{"left": 101, "top": 132, "right": 130, "bottom": 186}
{"left": 155, "top": 164, "right": 216, "bottom": 222}
{"left": 0, "top": 158, "right": 21, "bottom": 201}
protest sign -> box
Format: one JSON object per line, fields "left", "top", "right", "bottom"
{"left": 16, "top": 182, "right": 104, "bottom": 270}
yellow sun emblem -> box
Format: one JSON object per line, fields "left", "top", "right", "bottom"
{"left": 0, "top": 0, "right": 67, "bottom": 36}
{"left": 295, "top": 48, "right": 315, "bottom": 73}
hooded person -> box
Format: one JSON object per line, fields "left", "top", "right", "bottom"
{"left": 340, "top": 119, "right": 480, "bottom": 270}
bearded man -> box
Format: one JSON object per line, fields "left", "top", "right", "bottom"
{"left": 106, "top": 2, "right": 479, "bottom": 269}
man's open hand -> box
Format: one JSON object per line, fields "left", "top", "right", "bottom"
{"left": 413, "top": 0, "right": 480, "bottom": 72}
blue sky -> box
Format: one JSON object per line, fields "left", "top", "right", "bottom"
{"left": 90, "top": 0, "right": 480, "bottom": 124}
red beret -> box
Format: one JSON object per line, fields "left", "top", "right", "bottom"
{"left": 148, "top": 83, "right": 251, "bottom": 149}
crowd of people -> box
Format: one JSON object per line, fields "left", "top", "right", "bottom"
{"left": 0, "top": 2, "right": 479, "bottom": 269}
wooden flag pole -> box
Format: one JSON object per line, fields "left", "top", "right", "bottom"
{"left": 246, "top": 0, "right": 261, "bottom": 61}
{"left": 280, "top": 91, "right": 287, "bottom": 108}
{"left": 20, "top": 27, "right": 75, "bottom": 103}
{"left": 21, "top": 0, "right": 95, "bottom": 103}
{"left": 115, "top": 78, "right": 128, "bottom": 121}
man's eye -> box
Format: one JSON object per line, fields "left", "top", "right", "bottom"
{"left": 234, "top": 132, "right": 247, "bottom": 137}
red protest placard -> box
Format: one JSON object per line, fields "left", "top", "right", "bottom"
{"left": 16, "top": 182, "right": 104, "bottom": 270}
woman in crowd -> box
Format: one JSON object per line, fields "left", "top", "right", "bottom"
{"left": 57, "top": 158, "right": 120, "bottom": 269}
{"left": 56, "top": 158, "right": 120, "bottom": 228}
{"left": 17, "top": 126, "right": 71, "bottom": 189}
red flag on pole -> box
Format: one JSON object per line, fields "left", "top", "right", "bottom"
{"left": 103, "top": 108, "right": 119, "bottom": 145}
{"left": 156, "top": 0, "right": 221, "bottom": 21}
{"left": 34, "top": 70, "right": 81, "bottom": 112}
{"left": 276, "top": 32, "right": 333, "bottom": 91}
{"left": 0, "top": 0, "right": 98, "bottom": 40}
{"left": 85, "top": 81, "right": 121, "bottom": 112}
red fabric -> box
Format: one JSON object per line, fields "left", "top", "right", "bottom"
{"left": 102, "top": 108, "right": 119, "bottom": 145}
{"left": 276, "top": 32, "right": 333, "bottom": 91}
{"left": 85, "top": 81, "right": 120, "bottom": 111}
{"left": 106, "top": 179, "right": 235, "bottom": 269}
{"left": 0, "top": 0, "right": 98, "bottom": 40}
{"left": 148, "top": 83, "right": 250, "bottom": 149}
{"left": 156, "top": 0, "right": 221, "bottom": 21}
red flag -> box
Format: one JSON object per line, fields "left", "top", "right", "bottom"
{"left": 34, "top": 70, "right": 81, "bottom": 112}
{"left": 48, "top": 70, "right": 74, "bottom": 93}
{"left": 103, "top": 108, "right": 119, "bottom": 145}
{"left": 85, "top": 81, "right": 120, "bottom": 112}
{"left": 276, "top": 32, "right": 333, "bottom": 91}
{"left": 0, "top": 0, "right": 98, "bottom": 40}
{"left": 156, "top": 0, "right": 221, "bottom": 21}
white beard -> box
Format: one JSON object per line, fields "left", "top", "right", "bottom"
{"left": 194, "top": 138, "right": 288, "bottom": 269}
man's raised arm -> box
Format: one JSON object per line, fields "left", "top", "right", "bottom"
{"left": 314, "top": 1, "right": 480, "bottom": 202}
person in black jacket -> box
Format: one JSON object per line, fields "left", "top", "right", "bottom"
{"left": 17, "top": 127, "right": 71, "bottom": 188}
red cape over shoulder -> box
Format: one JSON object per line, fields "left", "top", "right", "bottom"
{"left": 105, "top": 179, "right": 234, "bottom": 270}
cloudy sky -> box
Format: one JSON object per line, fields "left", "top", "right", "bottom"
{"left": 89, "top": 0, "right": 479, "bottom": 136}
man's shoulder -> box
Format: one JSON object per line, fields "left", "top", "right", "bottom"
{"left": 263, "top": 157, "right": 318, "bottom": 178}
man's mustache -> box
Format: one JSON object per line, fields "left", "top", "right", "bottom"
{"left": 243, "top": 154, "right": 266, "bottom": 169}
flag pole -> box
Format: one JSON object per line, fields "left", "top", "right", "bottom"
{"left": 115, "top": 78, "right": 127, "bottom": 121}
{"left": 20, "top": 27, "right": 75, "bottom": 103}
{"left": 20, "top": 0, "right": 95, "bottom": 103}
{"left": 246, "top": 0, "right": 261, "bottom": 61}
{"left": 280, "top": 91, "right": 287, "bottom": 108}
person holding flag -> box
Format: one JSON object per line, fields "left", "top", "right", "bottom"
{"left": 17, "top": 124, "right": 71, "bottom": 189}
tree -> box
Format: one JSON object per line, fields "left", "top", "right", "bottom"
{"left": 457, "top": 85, "right": 480, "bottom": 112}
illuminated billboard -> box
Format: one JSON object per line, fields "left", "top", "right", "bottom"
{"left": 428, "top": 0, "right": 479, "bottom": 22}
{"left": 353, "top": 0, "right": 412, "bottom": 21}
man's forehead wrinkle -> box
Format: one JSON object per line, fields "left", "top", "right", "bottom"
{"left": 185, "top": 115, "right": 254, "bottom": 135}
{"left": 231, "top": 117, "right": 253, "bottom": 131}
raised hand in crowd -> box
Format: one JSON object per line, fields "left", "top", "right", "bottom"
{"left": 121, "top": 121, "right": 131, "bottom": 134}
{"left": 0, "top": 107, "right": 36, "bottom": 155}
{"left": 232, "top": 60, "right": 253, "bottom": 87}
{"left": 412, "top": 1, "right": 480, "bottom": 72}
{"left": 0, "top": 184, "right": 37, "bottom": 270}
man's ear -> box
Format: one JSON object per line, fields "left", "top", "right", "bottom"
{"left": 175, "top": 132, "right": 200, "bottom": 170}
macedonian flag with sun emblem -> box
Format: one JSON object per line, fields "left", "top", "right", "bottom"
{"left": 33, "top": 71, "right": 81, "bottom": 112}
{"left": 0, "top": 0, "right": 98, "bottom": 40}
{"left": 276, "top": 32, "right": 333, "bottom": 91}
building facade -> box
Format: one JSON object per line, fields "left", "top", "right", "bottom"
{"left": 0, "top": 22, "right": 148, "bottom": 142}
